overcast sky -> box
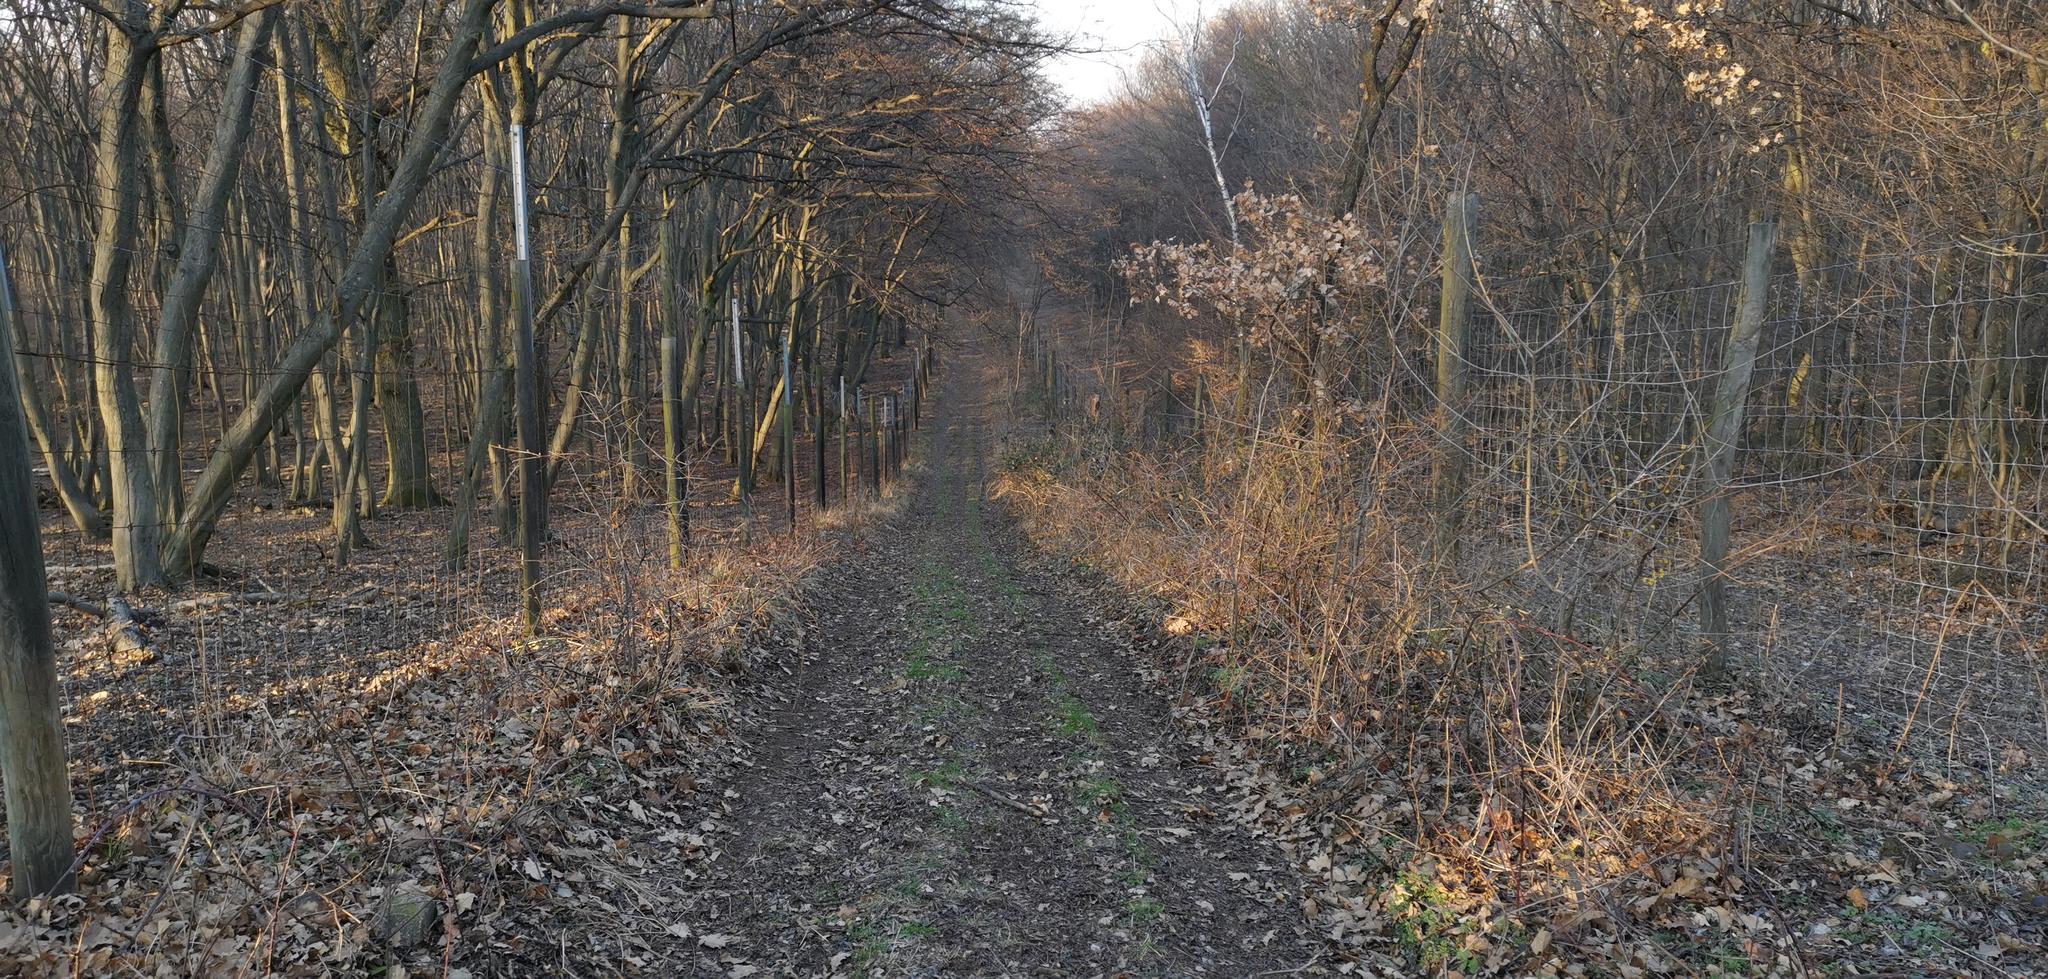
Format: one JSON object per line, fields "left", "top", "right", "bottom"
{"left": 1033, "top": 0, "right": 1202, "bottom": 104}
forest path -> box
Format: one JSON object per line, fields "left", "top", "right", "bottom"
{"left": 667, "top": 365, "right": 1324, "bottom": 978}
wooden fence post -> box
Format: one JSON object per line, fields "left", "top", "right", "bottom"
{"left": 731, "top": 297, "right": 752, "bottom": 543}
{"left": 840, "top": 378, "right": 850, "bottom": 504}
{"left": 509, "top": 123, "right": 544, "bottom": 634}
{"left": 1698, "top": 220, "right": 1779, "bottom": 677}
{"left": 0, "top": 237, "right": 75, "bottom": 897}
{"left": 782, "top": 334, "right": 795, "bottom": 534}
{"left": 1432, "top": 191, "right": 1477, "bottom": 567}
{"left": 884, "top": 395, "right": 896, "bottom": 479}
{"left": 872, "top": 391, "right": 888, "bottom": 493}
{"left": 659, "top": 221, "right": 689, "bottom": 565}
{"left": 661, "top": 335, "right": 686, "bottom": 568}
{"left": 815, "top": 367, "right": 828, "bottom": 512}
{"left": 1013, "top": 313, "right": 1024, "bottom": 417}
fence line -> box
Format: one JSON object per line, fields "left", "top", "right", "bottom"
{"left": 1025, "top": 218, "right": 2048, "bottom": 787}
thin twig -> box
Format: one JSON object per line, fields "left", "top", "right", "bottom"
{"left": 963, "top": 780, "right": 1046, "bottom": 819}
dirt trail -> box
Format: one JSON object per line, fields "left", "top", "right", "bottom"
{"left": 666, "top": 369, "right": 1324, "bottom": 977}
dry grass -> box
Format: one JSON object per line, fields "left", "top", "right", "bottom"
{"left": 814, "top": 459, "right": 921, "bottom": 533}
{"left": 996, "top": 425, "right": 1724, "bottom": 869}
{"left": 989, "top": 349, "right": 2048, "bottom": 976}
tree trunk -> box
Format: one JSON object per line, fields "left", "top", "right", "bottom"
{"left": 375, "top": 273, "right": 445, "bottom": 508}
{"left": 5, "top": 270, "right": 105, "bottom": 538}
{"left": 88, "top": 24, "right": 165, "bottom": 591}
{"left": 543, "top": 285, "right": 604, "bottom": 487}
{"left": 161, "top": 0, "right": 494, "bottom": 577}
{"left": 145, "top": 10, "right": 274, "bottom": 535}
{"left": 449, "top": 86, "right": 510, "bottom": 567}
{"left": 1698, "top": 220, "right": 1778, "bottom": 679}
{"left": 0, "top": 238, "right": 74, "bottom": 897}
{"left": 335, "top": 307, "right": 379, "bottom": 566}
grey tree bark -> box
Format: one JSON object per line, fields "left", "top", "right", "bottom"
{"left": 145, "top": 10, "right": 275, "bottom": 536}
{"left": 161, "top": 0, "right": 496, "bottom": 577}
{"left": 1432, "top": 191, "right": 1476, "bottom": 567}
{"left": 6, "top": 294, "right": 105, "bottom": 538}
{"left": 375, "top": 275, "right": 445, "bottom": 508}
{"left": 0, "top": 239, "right": 75, "bottom": 897}
{"left": 87, "top": 19, "right": 166, "bottom": 591}
{"left": 448, "top": 83, "right": 511, "bottom": 567}
{"left": 1698, "top": 220, "right": 1779, "bottom": 678}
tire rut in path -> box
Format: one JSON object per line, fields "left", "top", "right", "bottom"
{"left": 673, "top": 373, "right": 1324, "bottom": 978}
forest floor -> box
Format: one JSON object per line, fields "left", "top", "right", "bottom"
{"left": 13, "top": 339, "right": 2046, "bottom": 978}
{"left": 647, "top": 366, "right": 1327, "bottom": 976}
{"left": 2, "top": 352, "right": 1337, "bottom": 977}
{"left": 985, "top": 309, "right": 2048, "bottom": 978}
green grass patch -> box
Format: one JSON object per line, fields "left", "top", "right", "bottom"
{"left": 1077, "top": 773, "right": 1127, "bottom": 822}
{"left": 1055, "top": 696, "right": 1098, "bottom": 737}
{"left": 1126, "top": 895, "right": 1163, "bottom": 925}
{"left": 907, "top": 760, "right": 967, "bottom": 789}
{"left": 1968, "top": 816, "right": 2046, "bottom": 850}
{"left": 906, "top": 644, "right": 965, "bottom": 682}
{"left": 851, "top": 924, "right": 891, "bottom": 969}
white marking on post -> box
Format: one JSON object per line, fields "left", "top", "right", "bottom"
{"left": 730, "top": 297, "right": 744, "bottom": 377}
{"left": 509, "top": 124, "right": 531, "bottom": 262}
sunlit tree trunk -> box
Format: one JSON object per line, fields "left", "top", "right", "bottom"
{"left": 88, "top": 19, "right": 165, "bottom": 591}
{"left": 146, "top": 10, "right": 275, "bottom": 533}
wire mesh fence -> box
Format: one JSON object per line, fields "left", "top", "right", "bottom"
{"left": 1024, "top": 224, "right": 2048, "bottom": 788}
{"left": 1450, "top": 230, "right": 2048, "bottom": 782}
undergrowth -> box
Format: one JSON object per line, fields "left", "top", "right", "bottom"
{"left": 988, "top": 365, "right": 2048, "bottom": 977}
{"left": 2, "top": 495, "right": 830, "bottom": 976}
